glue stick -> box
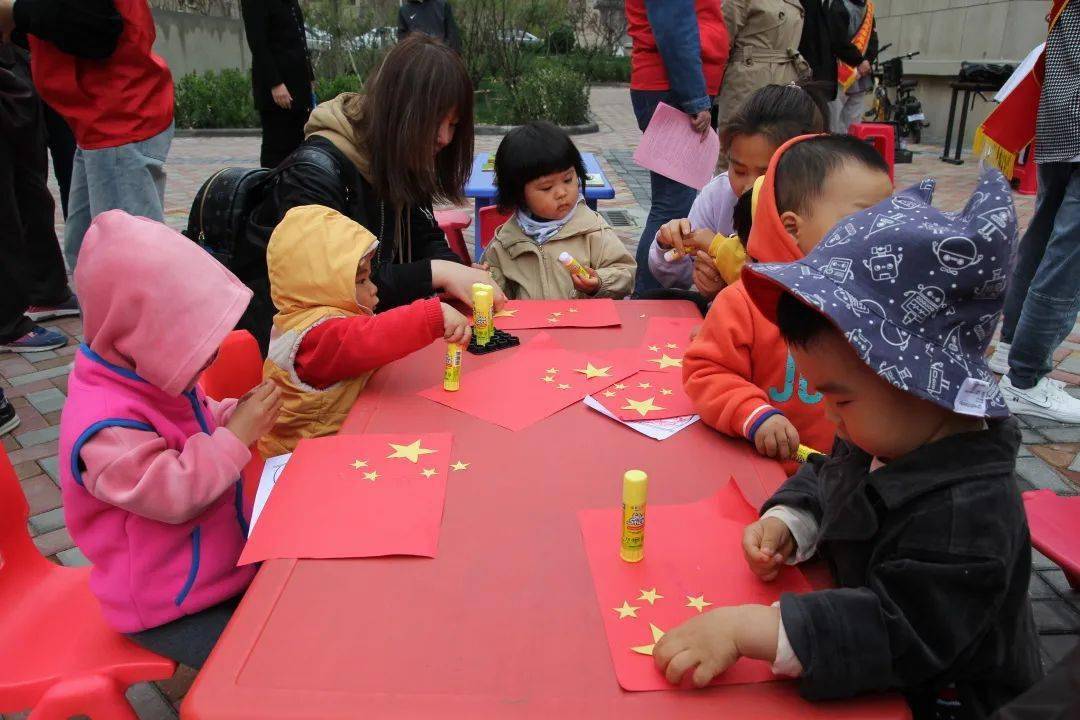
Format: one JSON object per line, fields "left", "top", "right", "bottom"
{"left": 620, "top": 470, "right": 648, "bottom": 563}
{"left": 663, "top": 248, "right": 684, "bottom": 262}
{"left": 558, "top": 251, "right": 592, "bottom": 281}
{"left": 443, "top": 342, "right": 462, "bottom": 391}
{"left": 796, "top": 444, "right": 823, "bottom": 463}
{"left": 472, "top": 283, "right": 494, "bottom": 346}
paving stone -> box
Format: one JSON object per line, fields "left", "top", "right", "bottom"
{"left": 13, "top": 425, "right": 60, "bottom": 449}
{"left": 27, "top": 350, "right": 58, "bottom": 361}
{"left": 1021, "top": 429, "right": 1047, "bottom": 444}
{"left": 1032, "top": 599, "right": 1080, "bottom": 633}
{"left": 1043, "top": 570, "right": 1080, "bottom": 602}
{"left": 1070, "top": 452, "right": 1080, "bottom": 472}
{"left": 37, "top": 455, "right": 60, "bottom": 484}
{"left": 7, "top": 364, "right": 73, "bottom": 387}
{"left": 28, "top": 507, "right": 66, "bottom": 535}
{"left": 57, "top": 547, "right": 90, "bottom": 567}
{"left": 1028, "top": 572, "right": 1059, "bottom": 600}
{"left": 126, "top": 682, "right": 179, "bottom": 720}
{"left": 1017, "top": 444, "right": 1033, "bottom": 458}
{"left": 26, "top": 387, "right": 65, "bottom": 414}
{"left": 1015, "top": 456, "right": 1075, "bottom": 494}
{"left": 1033, "top": 549, "right": 1059, "bottom": 571}
{"left": 1022, "top": 416, "right": 1073, "bottom": 430}
{"left": 1058, "top": 352, "right": 1080, "bottom": 375}
{"left": 6, "top": 439, "right": 58, "bottom": 465}
{"left": 1040, "top": 426, "right": 1080, "bottom": 444}
{"left": 20, "top": 475, "right": 61, "bottom": 515}
{"left": 1039, "top": 633, "right": 1080, "bottom": 668}
{"left": 32, "top": 526, "right": 73, "bottom": 557}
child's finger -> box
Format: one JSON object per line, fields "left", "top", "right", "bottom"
{"left": 692, "top": 660, "right": 720, "bottom": 688}
{"left": 664, "top": 648, "right": 699, "bottom": 685}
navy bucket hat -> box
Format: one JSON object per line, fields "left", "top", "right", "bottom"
{"left": 743, "top": 169, "right": 1018, "bottom": 418}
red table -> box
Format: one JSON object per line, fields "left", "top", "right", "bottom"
{"left": 183, "top": 301, "right": 909, "bottom": 720}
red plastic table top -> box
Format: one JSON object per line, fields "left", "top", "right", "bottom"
{"left": 183, "top": 301, "right": 909, "bottom": 720}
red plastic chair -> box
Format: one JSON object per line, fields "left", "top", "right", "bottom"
{"left": 0, "top": 447, "right": 176, "bottom": 719}
{"left": 434, "top": 209, "right": 473, "bottom": 264}
{"left": 1023, "top": 490, "right": 1080, "bottom": 589}
{"left": 1011, "top": 143, "right": 1038, "bottom": 196}
{"left": 848, "top": 122, "right": 896, "bottom": 183}
{"left": 478, "top": 205, "right": 513, "bottom": 253}
{"left": 200, "top": 330, "right": 263, "bottom": 402}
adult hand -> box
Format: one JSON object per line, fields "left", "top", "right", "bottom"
{"left": 225, "top": 380, "right": 284, "bottom": 447}
{"left": 431, "top": 260, "right": 507, "bottom": 310}
{"left": 271, "top": 83, "right": 293, "bottom": 110}
{"left": 690, "top": 109, "right": 712, "bottom": 138}
{"left": 0, "top": 0, "right": 14, "bottom": 43}
{"left": 692, "top": 251, "right": 724, "bottom": 300}
{"left": 857, "top": 60, "right": 871, "bottom": 78}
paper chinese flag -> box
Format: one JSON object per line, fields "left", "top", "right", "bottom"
{"left": 494, "top": 299, "right": 621, "bottom": 330}
{"left": 638, "top": 317, "right": 700, "bottom": 374}
{"left": 578, "top": 478, "right": 812, "bottom": 692}
{"left": 591, "top": 370, "right": 696, "bottom": 421}
{"left": 239, "top": 433, "right": 453, "bottom": 564}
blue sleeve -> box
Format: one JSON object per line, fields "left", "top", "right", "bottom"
{"left": 643, "top": 0, "right": 711, "bottom": 114}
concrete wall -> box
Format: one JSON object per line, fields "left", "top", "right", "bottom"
{"left": 874, "top": 0, "right": 1048, "bottom": 147}
{"left": 152, "top": 9, "right": 250, "bottom": 78}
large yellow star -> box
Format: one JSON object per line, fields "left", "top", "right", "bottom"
{"left": 612, "top": 601, "right": 640, "bottom": 619}
{"left": 623, "top": 397, "right": 665, "bottom": 417}
{"left": 386, "top": 439, "right": 436, "bottom": 463}
{"left": 647, "top": 354, "right": 683, "bottom": 370}
{"left": 631, "top": 623, "right": 666, "bottom": 656}
{"left": 363, "top": 470, "right": 380, "bottom": 481}
{"left": 575, "top": 362, "right": 612, "bottom": 380}
{"left": 350, "top": 459, "right": 369, "bottom": 470}
{"left": 451, "top": 461, "right": 470, "bottom": 471}
{"left": 420, "top": 468, "right": 438, "bottom": 478}
{"left": 686, "top": 595, "right": 712, "bottom": 613}
{"left": 494, "top": 308, "right": 517, "bottom": 318}
{"left": 638, "top": 587, "right": 664, "bottom": 605}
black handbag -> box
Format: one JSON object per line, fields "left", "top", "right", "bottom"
{"left": 958, "top": 62, "right": 1016, "bottom": 88}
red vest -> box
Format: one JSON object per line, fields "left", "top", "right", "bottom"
{"left": 29, "top": 0, "right": 173, "bottom": 149}
{"left": 625, "top": 0, "right": 729, "bottom": 95}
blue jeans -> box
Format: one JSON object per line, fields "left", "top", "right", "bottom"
{"left": 631, "top": 90, "right": 700, "bottom": 295}
{"left": 1001, "top": 162, "right": 1080, "bottom": 389}
{"left": 64, "top": 123, "right": 174, "bottom": 270}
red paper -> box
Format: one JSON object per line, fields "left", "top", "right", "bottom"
{"left": 419, "top": 333, "right": 637, "bottom": 431}
{"left": 578, "top": 478, "right": 812, "bottom": 692}
{"left": 239, "top": 433, "right": 453, "bottom": 564}
{"left": 638, "top": 316, "right": 700, "bottom": 374}
{"left": 591, "top": 370, "right": 696, "bottom": 421}
{"left": 493, "top": 299, "right": 621, "bottom": 330}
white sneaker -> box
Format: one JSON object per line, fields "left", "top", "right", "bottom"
{"left": 988, "top": 341, "right": 1010, "bottom": 375}
{"left": 1000, "top": 375, "right": 1080, "bottom": 424}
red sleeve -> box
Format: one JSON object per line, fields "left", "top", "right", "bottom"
{"left": 295, "top": 298, "right": 445, "bottom": 389}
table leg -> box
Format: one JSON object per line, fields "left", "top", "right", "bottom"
{"left": 941, "top": 86, "right": 960, "bottom": 164}
{"left": 473, "top": 198, "right": 482, "bottom": 260}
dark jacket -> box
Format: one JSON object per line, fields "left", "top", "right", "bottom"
{"left": 396, "top": 0, "right": 461, "bottom": 53}
{"left": 11, "top": 0, "right": 121, "bottom": 59}
{"left": 827, "top": 0, "right": 878, "bottom": 92}
{"left": 764, "top": 417, "right": 1042, "bottom": 718}
{"left": 240, "top": 0, "right": 314, "bottom": 112}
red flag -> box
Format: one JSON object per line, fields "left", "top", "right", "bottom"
{"left": 591, "top": 370, "right": 697, "bottom": 421}
{"left": 638, "top": 316, "right": 700, "bottom": 375}
{"left": 493, "top": 299, "right": 621, "bottom": 330}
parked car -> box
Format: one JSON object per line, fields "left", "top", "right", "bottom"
{"left": 501, "top": 29, "right": 542, "bottom": 46}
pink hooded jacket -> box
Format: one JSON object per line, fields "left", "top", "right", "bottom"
{"left": 59, "top": 210, "right": 257, "bottom": 633}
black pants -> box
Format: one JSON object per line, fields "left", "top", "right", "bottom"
{"left": 259, "top": 105, "right": 309, "bottom": 169}
{"left": 42, "top": 101, "right": 75, "bottom": 218}
{"left": 127, "top": 595, "right": 242, "bottom": 669}
{"left": 0, "top": 104, "right": 71, "bottom": 342}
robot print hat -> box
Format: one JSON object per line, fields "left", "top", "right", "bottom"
{"left": 742, "top": 168, "right": 1018, "bottom": 418}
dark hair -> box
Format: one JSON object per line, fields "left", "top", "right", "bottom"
{"left": 493, "top": 121, "right": 587, "bottom": 213}
{"left": 774, "top": 134, "right": 890, "bottom": 215}
{"left": 776, "top": 290, "right": 838, "bottom": 348}
{"left": 732, "top": 189, "right": 753, "bottom": 247}
{"left": 720, "top": 83, "right": 829, "bottom": 152}
{"left": 352, "top": 34, "right": 474, "bottom": 208}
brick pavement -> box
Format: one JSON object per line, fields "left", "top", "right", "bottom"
{"left": 5, "top": 85, "right": 1078, "bottom": 718}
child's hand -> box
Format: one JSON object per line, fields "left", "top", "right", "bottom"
{"left": 226, "top": 380, "right": 284, "bottom": 447}
{"left": 754, "top": 414, "right": 800, "bottom": 460}
{"left": 692, "top": 251, "right": 725, "bottom": 299}
{"left": 441, "top": 303, "right": 473, "bottom": 345}
{"left": 654, "top": 608, "right": 742, "bottom": 687}
{"left": 742, "top": 517, "right": 795, "bottom": 581}
{"left": 571, "top": 266, "right": 601, "bottom": 295}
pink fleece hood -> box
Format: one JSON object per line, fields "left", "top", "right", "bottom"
{"left": 75, "top": 210, "right": 252, "bottom": 396}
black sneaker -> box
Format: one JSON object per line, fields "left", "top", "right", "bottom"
{"left": 0, "top": 392, "right": 19, "bottom": 436}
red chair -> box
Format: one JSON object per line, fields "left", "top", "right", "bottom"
{"left": 434, "top": 209, "right": 473, "bottom": 264}
{"left": 1023, "top": 490, "right": 1080, "bottom": 589}
{"left": 0, "top": 447, "right": 176, "bottom": 719}
{"left": 200, "top": 330, "right": 263, "bottom": 402}
{"left": 478, "top": 205, "right": 513, "bottom": 252}
{"left": 1011, "top": 143, "right": 1038, "bottom": 196}
{"left": 848, "top": 122, "right": 896, "bottom": 183}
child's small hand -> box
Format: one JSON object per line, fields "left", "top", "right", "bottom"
{"left": 654, "top": 607, "right": 742, "bottom": 687}
{"left": 754, "top": 414, "right": 800, "bottom": 460}
{"left": 742, "top": 516, "right": 795, "bottom": 581}
{"left": 692, "top": 251, "right": 725, "bottom": 299}
{"left": 226, "top": 380, "right": 284, "bottom": 447}
{"left": 571, "top": 266, "right": 601, "bottom": 295}
{"left": 441, "top": 303, "right": 473, "bottom": 345}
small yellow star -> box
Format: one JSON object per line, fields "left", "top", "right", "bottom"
{"left": 648, "top": 345, "right": 660, "bottom": 352}
{"left": 612, "top": 601, "right": 640, "bottom": 619}
{"left": 637, "top": 382, "right": 651, "bottom": 389}
{"left": 451, "top": 461, "right": 470, "bottom": 471}
{"left": 623, "top": 397, "right": 665, "bottom": 417}
{"left": 386, "top": 439, "right": 436, "bottom": 463}
{"left": 666, "top": 343, "right": 679, "bottom": 350}
{"left": 660, "top": 388, "right": 673, "bottom": 396}
{"left": 602, "top": 390, "right": 617, "bottom": 397}
{"left": 546, "top": 368, "right": 559, "bottom": 375}
{"left": 420, "top": 468, "right": 438, "bottom": 478}
{"left": 686, "top": 595, "right": 712, "bottom": 613}
{"left": 647, "top": 354, "right": 683, "bottom": 370}
{"left": 574, "top": 362, "right": 612, "bottom": 380}
{"left": 494, "top": 308, "right": 517, "bottom": 318}
{"left": 567, "top": 307, "right": 579, "bottom": 313}
{"left": 631, "top": 623, "right": 666, "bottom": 656}
{"left": 541, "top": 375, "right": 555, "bottom": 383}
{"left": 552, "top": 312, "right": 563, "bottom": 318}
{"left": 350, "top": 459, "right": 369, "bottom": 470}
{"left": 557, "top": 383, "right": 571, "bottom": 390}
{"left": 638, "top": 587, "right": 664, "bottom": 605}
{"left": 639, "top": 314, "right": 647, "bottom": 318}
{"left": 363, "top": 470, "right": 380, "bottom": 481}
{"left": 548, "top": 317, "right": 559, "bottom": 324}
{"left": 614, "top": 383, "right": 627, "bottom": 390}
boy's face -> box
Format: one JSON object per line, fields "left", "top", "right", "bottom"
{"left": 781, "top": 163, "right": 894, "bottom": 255}
{"left": 792, "top": 329, "right": 950, "bottom": 460}
{"left": 355, "top": 257, "right": 378, "bottom": 310}
{"left": 727, "top": 132, "right": 775, "bottom": 197}
{"left": 524, "top": 168, "right": 579, "bottom": 221}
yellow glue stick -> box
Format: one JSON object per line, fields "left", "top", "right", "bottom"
{"left": 443, "top": 342, "right": 462, "bottom": 391}
{"left": 558, "top": 251, "right": 592, "bottom": 281}
{"left": 796, "top": 444, "right": 823, "bottom": 463}
{"left": 620, "top": 469, "right": 648, "bottom": 563}
{"left": 472, "top": 283, "right": 494, "bottom": 346}
{"left": 663, "top": 248, "right": 684, "bottom": 262}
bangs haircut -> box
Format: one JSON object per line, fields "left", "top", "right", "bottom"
{"left": 719, "top": 82, "right": 829, "bottom": 153}
{"left": 493, "top": 121, "right": 587, "bottom": 213}
{"left": 732, "top": 188, "right": 753, "bottom": 247}
{"left": 776, "top": 290, "right": 839, "bottom": 349}
{"left": 774, "top": 134, "right": 890, "bottom": 215}
{"left": 354, "top": 34, "right": 474, "bottom": 208}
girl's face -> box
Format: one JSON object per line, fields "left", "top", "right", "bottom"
{"left": 727, "top": 133, "right": 777, "bottom": 197}
{"left": 355, "top": 257, "right": 378, "bottom": 310}
{"left": 523, "top": 167, "right": 579, "bottom": 221}
{"left": 435, "top": 109, "right": 460, "bottom": 155}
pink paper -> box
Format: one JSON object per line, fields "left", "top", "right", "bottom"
{"left": 633, "top": 102, "right": 721, "bottom": 190}
{"left": 239, "top": 433, "right": 452, "bottom": 564}
{"left": 493, "top": 299, "right": 621, "bottom": 330}
{"left": 578, "top": 479, "right": 812, "bottom": 692}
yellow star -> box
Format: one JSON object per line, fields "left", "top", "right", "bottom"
{"left": 631, "top": 623, "right": 666, "bottom": 656}
{"left": 686, "top": 595, "right": 712, "bottom": 613}
{"left": 666, "top": 343, "right": 679, "bottom": 350}
{"left": 363, "top": 470, "right": 380, "bottom": 481}
{"left": 420, "top": 468, "right": 438, "bottom": 478}
{"left": 350, "top": 459, "right": 369, "bottom": 470}
{"left": 552, "top": 312, "right": 563, "bottom": 318}
{"left": 567, "top": 307, "right": 579, "bottom": 313}
{"left": 638, "top": 587, "right": 664, "bottom": 605}
{"left": 647, "top": 354, "right": 683, "bottom": 370}
{"left": 639, "top": 314, "right": 647, "bottom": 318}
{"left": 541, "top": 375, "right": 555, "bottom": 383}
{"left": 660, "top": 388, "right": 673, "bottom": 396}
{"left": 638, "top": 382, "right": 651, "bottom": 389}
{"left": 386, "top": 439, "right": 437, "bottom": 463}
{"left": 557, "top": 383, "right": 572, "bottom": 390}
{"left": 548, "top": 317, "right": 559, "bottom": 324}
{"left": 612, "top": 601, "right": 640, "bottom": 619}
{"left": 648, "top": 345, "right": 660, "bottom": 352}
{"left": 624, "top": 397, "right": 665, "bottom": 417}
{"left": 602, "top": 390, "right": 617, "bottom": 398}
{"left": 614, "top": 383, "right": 627, "bottom": 390}
{"left": 451, "top": 461, "right": 470, "bottom": 471}
{"left": 494, "top": 308, "right": 517, "bottom": 318}
{"left": 574, "top": 362, "right": 612, "bottom": 380}
{"left": 546, "top": 367, "right": 559, "bottom": 375}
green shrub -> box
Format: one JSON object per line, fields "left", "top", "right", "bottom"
{"left": 476, "top": 64, "right": 590, "bottom": 126}
{"left": 315, "top": 74, "right": 363, "bottom": 103}
{"left": 174, "top": 69, "right": 258, "bottom": 129}
{"left": 546, "top": 24, "right": 576, "bottom": 54}
{"left": 560, "top": 53, "right": 630, "bottom": 83}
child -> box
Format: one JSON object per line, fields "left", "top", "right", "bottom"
{"left": 260, "top": 204, "right": 471, "bottom": 456}
{"left": 656, "top": 171, "right": 1042, "bottom": 718}
{"left": 58, "top": 210, "right": 284, "bottom": 669}
{"left": 648, "top": 84, "right": 827, "bottom": 299}
{"left": 682, "top": 134, "right": 893, "bottom": 474}
{"left": 482, "top": 121, "right": 635, "bottom": 300}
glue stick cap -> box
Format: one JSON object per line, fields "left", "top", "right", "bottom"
{"left": 558, "top": 251, "right": 573, "bottom": 264}
{"left": 622, "top": 470, "right": 648, "bottom": 503}
{"left": 472, "top": 282, "right": 492, "bottom": 295}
